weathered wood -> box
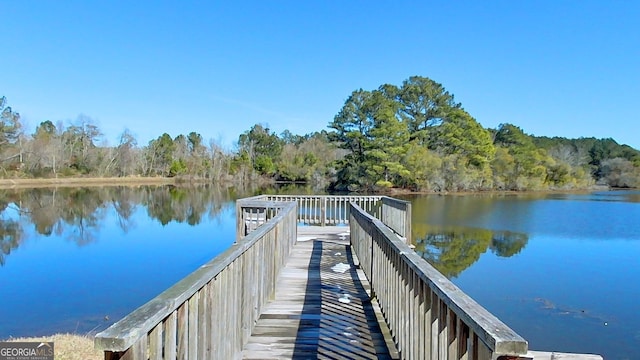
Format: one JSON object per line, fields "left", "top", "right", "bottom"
{"left": 262, "top": 195, "right": 386, "bottom": 225}
{"left": 176, "top": 302, "right": 188, "bottom": 360}
{"left": 96, "top": 200, "right": 298, "bottom": 359}
{"left": 381, "top": 197, "right": 412, "bottom": 243}
{"left": 350, "top": 203, "right": 530, "bottom": 359}
{"left": 241, "top": 228, "right": 398, "bottom": 359}
{"left": 197, "top": 282, "right": 208, "bottom": 360}
{"left": 164, "top": 311, "right": 177, "bottom": 360}
{"left": 526, "top": 351, "right": 603, "bottom": 360}
{"left": 120, "top": 333, "right": 146, "bottom": 360}
{"left": 187, "top": 291, "right": 198, "bottom": 360}
{"left": 210, "top": 275, "right": 222, "bottom": 359}
{"left": 148, "top": 323, "right": 161, "bottom": 360}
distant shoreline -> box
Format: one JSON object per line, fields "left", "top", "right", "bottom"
{"left": 0, "top": 176, "right": 619, "bottom": 193}
{"left": 0, "top": 176, "right": 177, "bottom": 189}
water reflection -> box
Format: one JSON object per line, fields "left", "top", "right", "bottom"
{"left": 1, "top": 185, "right": 240, "bottom": 338}
{"left": 0, "top": 185, "right": 233, "bottom": 266}
{"left": 413, "top": 225, "right": 528, "bottom": 277}
{"left": 405, "top": 191, "right": 640, "bottom": 359}
{"left": 0, "top": 219, "right": 21, "bottom": 266}
{"left": 548, "top": 189, "right": 640, "bottom": 203}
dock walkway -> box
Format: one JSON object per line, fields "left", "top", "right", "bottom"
{"left": 242, "top": 226, "right": 399, "bottom": 359}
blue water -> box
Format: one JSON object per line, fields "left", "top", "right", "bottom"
{"left": 1, "top": 187, "right": 638, "bottom": 359}
{"left": 406, "top": 190, "right": 640, "bottom": 359}
{"left": 0, "top": 187, "right": 237, "bottom": 337}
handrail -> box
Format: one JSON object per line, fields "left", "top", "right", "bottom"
{"left": 235, "top": 199, "right": 288, "bottom": 241}
{"left": 350, "top": 203, "right": 528, "bottom": 359}
{"left": 257, "top": 195, "right": 411, "bottom": 241}
{"left": 261, "top": 194, "right": 383, "bottom": 226}
{"left": 380, "top": 196, "right": 412, "bottom": 243}
{"left": 95, "top": 201, "right": 297, "bottom": 359}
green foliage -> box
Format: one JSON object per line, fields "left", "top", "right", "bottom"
{"left": 430, "top": 109, "right": 495, "bottom": 169}
{"left": 146, "top": 133, "right": 175, "bottom": 176}
{"left": 329, "top": 77, "right": 494, "bottom": 191}
{"left": 328, "top": 89, "right": 379, "bottom": 190}
{"left": 238, "top": 124, "right": 283, "bottom": 176}
{"left": 492, "top": 124, "right": 550, "bottom": 190}
{"left": 254, "top": 155, "right": 276, "bottom": 175}
{"left": 533, "top": 136, "right": 640, "bottom": 188}
{"left": 394, "top": 76, "right": 461, "bottom": 141}
{"left": 169, "top": 158, "right": 187, "bottom": 176}
{"left": 0, "top": 96, "right": 21, "bottom": 146}
{"left": 401, "top": 143, "right": 443, "bottom": 191}
{"left": 34, "top": 120, "right": 56, "bottom": 138}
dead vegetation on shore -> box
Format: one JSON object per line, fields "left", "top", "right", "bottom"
{"left": 0, "top": 176, "right": 176, "bottom": 189}
{"left": 4, "top": 334, "right": 101, "bottom": 360}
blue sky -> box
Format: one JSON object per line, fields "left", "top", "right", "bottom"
{"left": 3, "top": 1, "right": 639, "bottom": 150}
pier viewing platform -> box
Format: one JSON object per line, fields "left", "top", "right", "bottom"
{"left": 94, "top": 195, "right": 603, "bottom": 360}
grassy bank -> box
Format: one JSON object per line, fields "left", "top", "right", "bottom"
{"left": 4, "top": 334, "right": 100, "bottom": 360}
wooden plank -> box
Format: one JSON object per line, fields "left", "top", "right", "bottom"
{"left": 526, "top": 351, "right": 603, "bottom": 360}
{"left": 431, "top": 291, "right": 440, "bottom": 360}
{"left": 187, "top": 292, "right": 198, "bottom": 360}
{"left": 197, "top": 282, "right": 208, "bottom": 360}
{"left": 211, "top": 275, "right": 222, "bottom": 359}
{"left": 120, "top": 333, "right": 147, "bottom": 360}
{"left": 220, "top": 264, "right": 229, "bottom": 359}
{"left": 241, "top": 233, "right": 397, "bottom": 360}
{"left": 176, "top": 302, "right": 188, "bottom": 360}
{"left": 164, "top": 311, "right": 177, "bottom": 360}
{"left": 148, "top": 323, "right": 162, "bottom": 360}
{"left": 449, "top": 309, "right": 458, "bottom": 360}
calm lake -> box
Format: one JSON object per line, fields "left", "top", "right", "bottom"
{"left": 0, "top": 186, "right": 638, "bottom": 359}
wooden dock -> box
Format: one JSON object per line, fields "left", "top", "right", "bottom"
{"left": 95, "top": 195, "right": 603, "bottom": 360}
{"left": 242, "top": 227, "right": 399, "bottom": 359}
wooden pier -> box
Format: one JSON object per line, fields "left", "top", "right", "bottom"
{"left": 94, "top": 195, "right": 603, "bottom": 360}
{"left": 242, "top": 226, "right": 398, "bottom": 359}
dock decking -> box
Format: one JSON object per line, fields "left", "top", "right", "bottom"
{"left": 242, "top": 226, "right": 399, "bottom": 359}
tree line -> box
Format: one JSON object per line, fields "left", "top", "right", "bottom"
{"left": 328, "top": 76, "right": 639, "bottom": 191}
{"left": 1, "top": 78, "right": 639, "bottom": 191}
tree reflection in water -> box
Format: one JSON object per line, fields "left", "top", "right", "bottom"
{"left": 413, "top": 225, "right": 528, "bottom": 278}
{"left": 0, "top": 185, "right": 234, "bottom": 266}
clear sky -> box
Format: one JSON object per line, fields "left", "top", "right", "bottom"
{"left": 3, "top": 1, "right": 639, "bottom": 150}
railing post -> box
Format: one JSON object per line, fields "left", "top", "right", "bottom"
{"left": 321, "top": 196, "right": 327, "bottom": 226}
{"left": 405, "top": 202, "right": 412, "bottom": 244}
{"left": 236, "top": 201, "right": 243, "bottom": 243}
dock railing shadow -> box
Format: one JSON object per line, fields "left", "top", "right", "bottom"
{"left": 292, "top": 239, "right": 396, "bottom": 359}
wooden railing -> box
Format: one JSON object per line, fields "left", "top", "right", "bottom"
{"left": 95, "top": 200, "right": 297, "bottom": 360}
{"left": 250, "top": 195, "right": 411, "bottom": 241}
{"left": 350, "top": 203, "right": 528, "bottom": 359}
{"left": 254, "top": 194, "right": 383, "bottom": 225}
{"left": 235, "top": 199, "right": 289, "bottom": 242}
{"left": 380, "top": 196, "right": 412, "bottom": 243}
